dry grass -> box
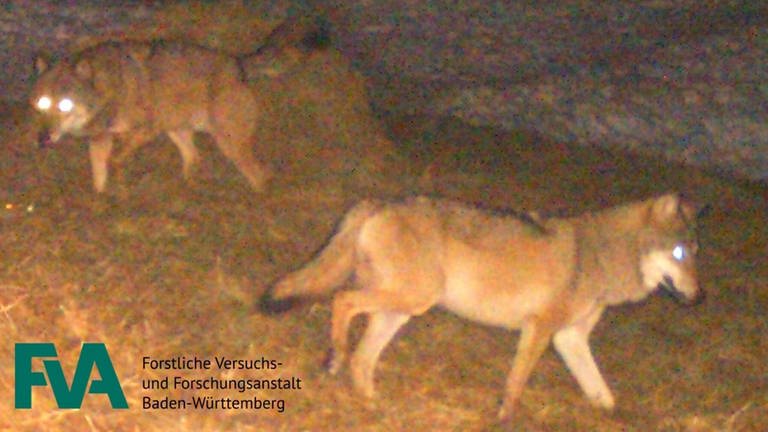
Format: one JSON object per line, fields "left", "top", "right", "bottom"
{"left": 2, "top": 2, "right": 767, "bottom": 431}
{"left": 2, "top": 100, "right": 766, "bottom": 430}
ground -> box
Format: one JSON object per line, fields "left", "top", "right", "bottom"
{"left": 0, "top": 100, "right": 765, "bottom": 430}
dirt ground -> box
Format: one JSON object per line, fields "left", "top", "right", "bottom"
{"left": 0, "top": 95, "right": 765, "bottom": 431}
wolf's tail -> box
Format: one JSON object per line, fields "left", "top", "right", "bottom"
{"left": 259, "top": 200, "right": 381, "bottom": 314}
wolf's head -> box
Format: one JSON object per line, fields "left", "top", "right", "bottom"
{"left": 30, "top": 55, "right": 104, "bottom": 146}
{"left": 639, "top": 193, "right": 704, "bottom": 305}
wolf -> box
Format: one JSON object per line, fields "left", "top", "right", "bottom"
{"left": 260, "top": 193, "right": 704, "bottom": 421}
{"left": 28, "top": 13, "right": 333, "bottom": 194}
{"left": 30, "top": 41, "right": 271, "bottom": 193}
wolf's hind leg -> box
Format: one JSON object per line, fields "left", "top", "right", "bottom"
{"left": 210, "top": 88, "right": 271, "bottom": 191}
{"left": 349, "top": 311, "right": 410, "bottom": 398}
{"left": 212, "top": 131, "right": 272, "bottom": 192}
{"left": 166, "top": 129, "right": 199, "bottom": 180}
{"left": 498, "top": 319, "right": 554, "bottom": 421}
{"left": 328, "top": 287, "right": 435, "bottom": 397}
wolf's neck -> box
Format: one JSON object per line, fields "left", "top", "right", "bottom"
{"left": 570, "top": 204, "right": 652, "bottom": 305}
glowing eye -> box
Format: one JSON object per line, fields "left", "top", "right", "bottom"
{"left": 36, "top": 96, "right": 52, "bottom": 111}
{"left": 672, "top": 245, "right": 685, "bottom": 261}
{"left": 58, "top": 98, "right": 74, "bottom": 113}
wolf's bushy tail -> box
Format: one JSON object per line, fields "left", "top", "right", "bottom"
{"left": 259, "top": 200, "right": 381, "bottom": 314}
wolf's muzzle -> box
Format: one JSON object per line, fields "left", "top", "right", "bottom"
{"left": 660, "top": 275, "right": 704, "bottom": 306}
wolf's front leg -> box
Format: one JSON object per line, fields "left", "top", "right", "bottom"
{"left": 349, "top": 311, "right": 410, "bottom": 398}
{"left": 552, "top": 307, "right": 615, "bottom": 410}
{"left": 89, "top": 136, "right": 114, "bottom": 193}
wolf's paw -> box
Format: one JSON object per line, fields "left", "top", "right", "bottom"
{"left": 258, "top": 291, "right": 301, "bottom": 315}
{"left": 350, "top": 371, "right": 376, "bottom": 399}
{"left": 589, "top": 391, "right": 615, "bottom": 410}
{"left": 497, "top": 397, "right": 518, "bottom": 423}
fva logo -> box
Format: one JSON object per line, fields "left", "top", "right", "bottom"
{"left": 15, "top": 343, "right": 128, "bottom": 409}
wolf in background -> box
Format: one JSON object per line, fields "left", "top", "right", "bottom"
{"left": 261, "top": 193, "right": 704, "bottom": 421}
{"left": 28, "top": 12, "right": 337, "bottom": 194}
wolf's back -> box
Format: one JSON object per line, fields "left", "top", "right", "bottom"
{"left": 259, "top": 200, "right": 381, "bottom": 313}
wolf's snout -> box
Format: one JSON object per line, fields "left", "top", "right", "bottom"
{"left": 682, "top": 285, "right": 705, "bottom": 306}
{"left": 661, "top": 275, "right": 703, "bottom": 306}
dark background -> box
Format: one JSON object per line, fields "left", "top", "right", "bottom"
{"left": 2, "top": 0, "right": 766, "bottom": 182}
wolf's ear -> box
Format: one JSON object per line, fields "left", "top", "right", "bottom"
{"left": 650, "top": 193, "right": 681, "bottom": 223}
{"left": 34, "top": 54, "right": 51, "bottom": 75}
{"left": 75, "top": 60, "right": 93, "bottom": 81}
{"left": 128, "top": 45, "right": 152, "bottom": 64}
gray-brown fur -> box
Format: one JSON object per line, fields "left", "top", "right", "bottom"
{"left": 262, "top": 193, "right": 703, "bottom": 421}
